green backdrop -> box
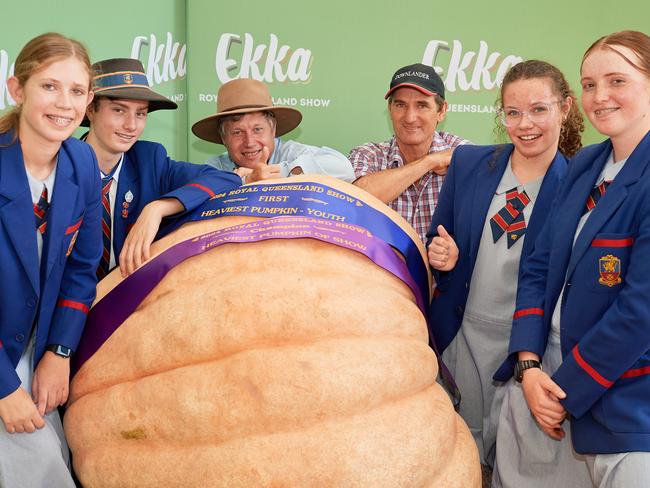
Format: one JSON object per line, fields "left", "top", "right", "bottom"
{"left": 1, "top": 0, "right": 648, "bottom": 163}
{"left": 0, "top": 0, "right": 187, "bottom": 157}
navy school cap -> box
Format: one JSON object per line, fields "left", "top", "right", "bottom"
{"left": 384, "top": 63, "right": 445, "bottom": 100}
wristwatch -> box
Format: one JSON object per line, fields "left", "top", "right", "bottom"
{"left": 46, "top": 344, "right": 72, "bottom": 358}
{"left": 514, "top": 359, "right": 541, "bottom": 382}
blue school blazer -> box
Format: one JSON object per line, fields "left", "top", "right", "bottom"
{"left": 109, "top": 140, "right": 241, "bottom": 258}
{"left": 427, "top": 144, "right": 567, "bottom": 355}
{"left": 0, "top": 132, "right": 102, "bottom": 398}
{"left": 505, "top": 131, "right": 650, "bottom": 454}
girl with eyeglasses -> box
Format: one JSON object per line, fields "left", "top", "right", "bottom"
{"left": 425, "top": 60, "right": 584, "bottom": 480}
{"left": 494, "top": 30, "right": 650, "bottom": 487}
{"left": 0, "top": 33, "right": 101, "bottom": 487}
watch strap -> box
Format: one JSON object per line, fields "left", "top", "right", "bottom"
{"left": 515, "top": 359, "right": 541, "bottom": 382}
{"left": 46, "top": 344, "right": 72, "bottom": 358}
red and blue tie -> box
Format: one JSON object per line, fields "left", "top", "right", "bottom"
{"left": 584, "top": 180, "right": 611, "bottom": 214}
{"left": 97, "top": 175, "right": 113, "bottom": 279}
{"left": 490, "top": 187, "right": 530, "bottom": 249}
{"left": 33, "top": 185, "right": 49, "bottom": 235}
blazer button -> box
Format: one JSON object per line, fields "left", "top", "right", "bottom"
{"left": 15, "top": 333, "right": 25, "bottom": 342}
{"left": 26, "top": 298, "right": 37, "bottom": 308}
{"left": 455, "top": 305, "right": 464, "bottom": 317}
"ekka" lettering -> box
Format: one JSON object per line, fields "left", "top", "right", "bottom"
{"left": 215, "top": 33, "right": 312, "bottom": 83}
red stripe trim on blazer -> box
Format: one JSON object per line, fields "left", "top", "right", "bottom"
{"left": 513, "top": 308, "right": 544, "bottom": 319}
{"left": 57, "top": 299, "right": 89, "bottom": 314}
{"left": 591, "top": 238, "right": 634, "bottom": 247}
{"left": 185, "top": 183, "right": 215, "bottom": 198}
{"left": 573, "top": 347, "right": 613, "bottom": 388}
{"left": 66, "top": 218, "right": 83, "bottom": 235}
{"left": 621, "top": 366, "right": 650, "bottom": 379}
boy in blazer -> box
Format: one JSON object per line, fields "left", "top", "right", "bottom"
{"left": 83, "top": 58, "right": 241, "bottom": 277}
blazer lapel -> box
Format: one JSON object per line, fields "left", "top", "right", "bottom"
{"left": 43, "top": 144, "right": 78, "bottom": 280}
{"left": 0, "top": 139, "right": 40, "bottom": 293}
{"left": 468, "top": 145, "right": 512, "bottom": 265}
{"left": 521, "top": 151, "right": 567, "bottom": 259}
{"left": 113, "top": 152, "right": 139, "bottom": 258}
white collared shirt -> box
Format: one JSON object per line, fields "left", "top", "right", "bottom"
{"left": 26, "top": 163, "right": 57, "bottom": 265}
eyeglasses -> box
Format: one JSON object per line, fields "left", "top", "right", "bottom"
{"left": 498, "top": 101, "right": 561, "bottom": 127}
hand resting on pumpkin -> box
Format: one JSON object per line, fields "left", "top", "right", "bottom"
{"left": 119, "top": 198, "right": 185, "bottom": 277}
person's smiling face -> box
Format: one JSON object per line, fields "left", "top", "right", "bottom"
{"left": 389, "top": 87, "right": 446, "bottom": 156}
{"left": 581, "top": 45, "right": 650, "bottom": 143}
{"left": 222, "top": 112, "right": 276, "bottom": 169}
{"left": 86, "top": 98, "right": 149, "bottom": 162}
{"left": 12, "top": 56, "right": 92, "bottom": 145}
{"left": 502, "top": 77, "right": 568, "bottom": 162}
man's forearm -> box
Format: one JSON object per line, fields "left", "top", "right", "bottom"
{"left": 353, "top": 156, "right": 435, "bottom": 203}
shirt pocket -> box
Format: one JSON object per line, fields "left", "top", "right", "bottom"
{"left": 584, "top": 233, "right": 634, "bottom": 294}
{"left": 60, "top": 213, "right": 84, "bottom": 264}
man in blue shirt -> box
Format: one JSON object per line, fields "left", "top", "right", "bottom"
{"left": 192, "top": 78, "right": 354, "bottom": 183}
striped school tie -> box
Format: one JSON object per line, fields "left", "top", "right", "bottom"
{"left": 489, "top": 187, "right": 530, "bottom": 249}
{"left": 584, "top": 180, "right": 611, "bottom": 214}
{"left": 33, "top": 185, "right": 49, "bottom": 235}
{"left": 97, "top": 175, "right": 113, "bottom": 279}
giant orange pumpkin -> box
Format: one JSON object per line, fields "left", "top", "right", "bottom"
{"left": 64, "top": 176, "right": 480, "bottom": 487}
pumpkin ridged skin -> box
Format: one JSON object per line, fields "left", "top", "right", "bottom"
{"left": 66, "top": 337, "right": 436, "bottom": 445}
{"left": 65, "top": 176, "right": 480, "bottom": 487}
{"left": 71, "top": 386, "right": 472, "bottom": 488}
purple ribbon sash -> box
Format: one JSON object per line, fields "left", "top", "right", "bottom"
{"left": 159, "top": 181, "right": 430, "bottom": 312}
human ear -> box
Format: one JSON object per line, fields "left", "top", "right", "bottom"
{"left": 6, "top": 77, "right": 24, "bottom": 104}
{"left": 437, "top": 100, "right": 448, "bottom": 122}
{"left": 85, "top": 101, "right": 96, "bottom": 123}
{"left": 561, "top": 96, "right": 573, "bottom": 120}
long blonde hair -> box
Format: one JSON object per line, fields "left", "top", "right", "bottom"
{"left": 0, "top": 32, "right": 92, "bottom": 140}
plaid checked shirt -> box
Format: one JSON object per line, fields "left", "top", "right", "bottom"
{"left": 349, "top": 132, "right": 469, "bottom": 243}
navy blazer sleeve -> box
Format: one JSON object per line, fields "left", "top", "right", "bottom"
{"left": 48, "top": 140, "right": 103, "bottom": 351}
{"left": 148, "top": 143, "right": 241, "bottom": 212}
{"left": 507, "top": 152, "right": 579, "bottom": 360}
{"left": 507, "top": 213, "right": 556, "bottom": 358}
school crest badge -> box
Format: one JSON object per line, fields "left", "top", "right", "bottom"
{"left": 598, "top": 254, "right": 622, "bottom": 287}
{"left": 123, "top": 73, "right": 133, "bottom": 84}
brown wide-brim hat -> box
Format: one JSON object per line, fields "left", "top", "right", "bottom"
{"left": 191, "top": 78, "right": 302, "bottom": 145}
{"left": 81, "top": 58, "right": 177, "bottom": 127}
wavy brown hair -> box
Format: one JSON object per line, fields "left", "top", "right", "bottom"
{"left": 0, "top": 32, "right": 92, "bottom": 140}
{"left": 494, "top": 60, "right": 584, "bottom": 158}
